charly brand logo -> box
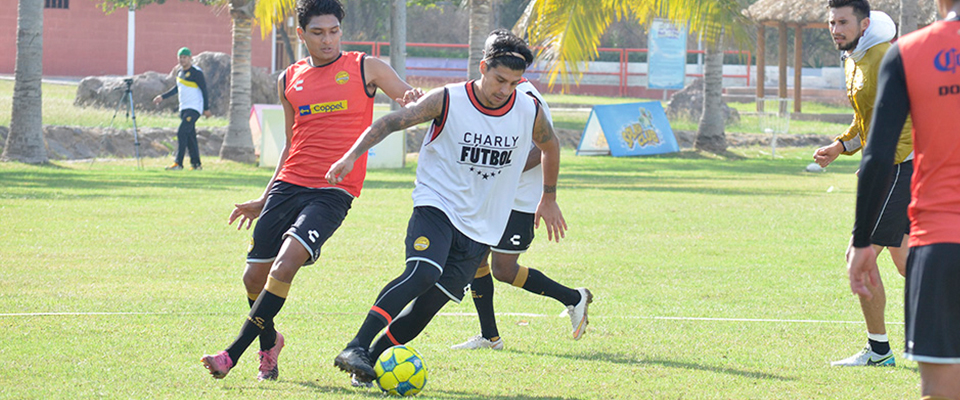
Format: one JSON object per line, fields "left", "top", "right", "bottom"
{"left": 934, "top": 48, "right": 959, "bottom": 73}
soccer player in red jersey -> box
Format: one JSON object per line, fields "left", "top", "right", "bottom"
{"left": 200, "top": 0, "right": 422, "bottom": 381}
{"left": 848, "top": 0, "right": 960, "bottom": 397}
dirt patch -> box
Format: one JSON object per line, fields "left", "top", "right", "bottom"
{"left": 0, "top": 125, "right": 832, "bottom": 162}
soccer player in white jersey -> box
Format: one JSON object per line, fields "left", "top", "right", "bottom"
{"left": 451, "top": 79, "right": 591, "bottom": 351}
{"left": 325, "top": 29, "right": 566, "bottom": 385}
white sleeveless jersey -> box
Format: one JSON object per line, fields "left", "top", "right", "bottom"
{"left": 412, "top": 81, "right": 539, "bottom": 245}
{"left": 513, "top": 81, "right": 552, "bottom": 213}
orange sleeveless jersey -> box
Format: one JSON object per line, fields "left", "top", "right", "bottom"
{"left": 277, "top": 52, "right": 375, "bottom": 197}
{"left": 898, "top": 21, "right": 960, "bottom": 246}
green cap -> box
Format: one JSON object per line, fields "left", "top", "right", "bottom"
{"left": 177, "top": 47, "right": 191, "bottom": 57}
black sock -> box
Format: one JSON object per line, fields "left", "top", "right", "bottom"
{"left": 348, "top": 259, "right": 441, "bottom": 350}
{"left": 226, "top": 278, "right": 289, "bottom": 364}
{"left": 517, "top": 267, "right": 580, "bottom": 306}
{"left": 249, "top": 297, "right": 277, "bottom": 352}
{"left": 869, "top": 338, "right": 890, "bottom": 355}
{"left": 470, "top": 273, "right": 499, "bottom": 340}
{"left": 369, "top": 287, "right": 450, "bottom": 360}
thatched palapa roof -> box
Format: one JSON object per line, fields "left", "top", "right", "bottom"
{"left": 744, "top": 0, "right": 938, "bottom": 27}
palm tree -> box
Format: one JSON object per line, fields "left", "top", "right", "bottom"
{"left": 695, "top": 32, "right": 725, "bottom": 152}
{"left": 2, "top": 0, "right": 47, "bottom": 164}
{"left": 219, "top": 0, "right": 258, "bottom": 163}
{"left": 215, "top": 0, "right": 303, "bottom": 163}
{"left": 467, "top": 0, "right": 493, "bottom": 80}
{"left": 515, "top": 0, "right": 751, "bottom": 153}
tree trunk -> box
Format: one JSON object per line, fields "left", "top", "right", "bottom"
{"left": 390, "top": 0, "right": 406, "bottom": 112}
{"left": 2, "top": 0, "right": 47, "bottom": 164}
{"left": 467, "top": 0, "right": 492, "bottom": 80}
{"left": 694, "top": 35, "right": 727, "bottom": 153}
{"left": 899, "top": 0, "right": 919, "bottom": 36}
{"left": 220, "top": 0, "right": 257, "bottom": 164}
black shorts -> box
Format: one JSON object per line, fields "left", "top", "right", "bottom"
{"left": 247, "top": 181, "right": 353, "bottom": 266}
{"left": 491, "top": 210, "right": 535, "bottom": 254}
{"left": 869, "top": 160, "right": 912, "bottom": 247}
{"left": 405, "top": 206, "right": 488, "bottom": 303}
{"left": 904, "top": 243, "right": 960, "bottom": 364}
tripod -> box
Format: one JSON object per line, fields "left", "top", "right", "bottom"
{"left": 110, "top": 78, "right": 143, "bottom": 169}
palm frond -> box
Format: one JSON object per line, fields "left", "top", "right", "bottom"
{"left": 253, "top": 0, "right": 298, "bottom": 39}
{"left": 523, "top": 0, "right": 617, "bottom": 91}
{"left": 523, "top": 0, "right": 755, "bottom": 89}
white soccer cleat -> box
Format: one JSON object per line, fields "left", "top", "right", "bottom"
{"left": 830, "top": 345, "right": 895, "bottom": 367}
{"left": 566, "top": 288, "right": 593, "bottom": 340}
{"left": 450, "top": 334, "right": 504, "bottom": 350}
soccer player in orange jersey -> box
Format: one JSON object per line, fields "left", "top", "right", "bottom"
{"left": 200, "top": 0, "right": 422, "bottom": 381}
{"left": 848, "top": 0, "right": 960, "bottom": 397}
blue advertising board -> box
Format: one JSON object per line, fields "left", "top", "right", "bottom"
{"left": 576, "top": 102, "right": 679, "bottom": 157}
{"left": 648, "top": 19, "right": 687, "bottom": 90}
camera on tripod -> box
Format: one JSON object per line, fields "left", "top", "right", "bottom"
{"left": 110, "top": 76, "right": 142, "bottom": 168}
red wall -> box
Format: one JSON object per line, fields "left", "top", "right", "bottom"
{"left": 0, "top": 0, "right": 273, "bottom": 77}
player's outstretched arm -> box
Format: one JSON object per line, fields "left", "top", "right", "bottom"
{"left": 364, "top": 57, "right": 424, "bottom": 106}
{"left": 531, "top": 107, "right": 566, "bottom": 242}
{"left": 326, "top": 88, "right": 445, "bottom": 184}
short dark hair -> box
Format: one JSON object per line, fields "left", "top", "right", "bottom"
{"left": 297, "top": 0, "right": 345, "bottom": 30}
{"left": 828, "top": 0, "right": 870, "bottom": 22}
{"left": 482, "top": 29, "right": 534, "bottom": 71}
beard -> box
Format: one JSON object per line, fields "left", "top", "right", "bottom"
{"left": 836, "top": 35, "right": 861, "bottom": 51}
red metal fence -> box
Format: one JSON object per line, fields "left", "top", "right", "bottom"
{"left": 344, "top": 41, "right": 751, "bottom": 97}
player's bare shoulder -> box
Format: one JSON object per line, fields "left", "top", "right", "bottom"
{"left": 531, "top": 105, "right": 556, "bottom": 144}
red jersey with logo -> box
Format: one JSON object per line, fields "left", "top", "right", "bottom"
{"left": 278, "top": 52, "right": 375, "bottom": 197}
{"left": 898, "top": 20, "right": 960, "bottom": 246}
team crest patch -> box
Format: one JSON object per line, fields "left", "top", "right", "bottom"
{"left": 185, "top": 72, "right": 191, "bottom": 78}
{"left": 413, "top": 236, "right": 430, "bottom": 251}
{"left": 335, "top": 71, "right": 350, "bottom": 85}
{"left": 186, "top": 116, "right": 193, "bottom": 122}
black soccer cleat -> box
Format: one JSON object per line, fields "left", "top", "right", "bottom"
{"left": 334, "top": 347, "right": 376, "bottom": 383}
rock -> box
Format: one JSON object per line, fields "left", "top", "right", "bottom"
{"left": 74, "top": 71, "right": 174, "bottom": 113}
{"left": 666, "top": 78, "right": 740, "bottom": 126}
{"left": 32, "top": 125, "right": 225, "bottom": 161}
{"left": 74, "top": 51, "right": 280, "bottom": 118}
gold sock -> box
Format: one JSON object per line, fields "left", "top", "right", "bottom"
{"left": 512, "top": 266, "right": 529, "bottom": 288}
{"left": 265, "top": 275, "right": 291, "bottom": 298}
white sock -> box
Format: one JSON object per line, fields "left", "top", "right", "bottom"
{"left": 867, "top": 332, "right": 889, "bottom": 343}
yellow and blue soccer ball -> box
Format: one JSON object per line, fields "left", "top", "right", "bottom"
{"left": 374, "top": 345, "right": 427, "bottom": 396}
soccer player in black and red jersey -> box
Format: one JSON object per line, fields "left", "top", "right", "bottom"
{"left": 847, "top": 0, "right": 960, "bottom": 397}
{"left": 199, "top": 0, "right": 421, "bottom": 381}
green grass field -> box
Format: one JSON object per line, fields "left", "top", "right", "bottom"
{"left": 0, "top": 147, "right": 920, "bottom": 399}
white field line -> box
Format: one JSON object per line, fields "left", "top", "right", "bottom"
{"left": 0, "top": 311, "right": 903, "bottom": 325}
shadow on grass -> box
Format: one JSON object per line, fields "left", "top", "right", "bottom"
{"left": 293, "top": 380, "right": 581, "bottom": 400}
{"left": 0, "top": 167, "right": 416, "bottom": 200}
{"left": 517, "top": 350, "right": 795, "bottom": 382}
{"left": 566, "top": 149, "right": 860, "bottom": 177}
